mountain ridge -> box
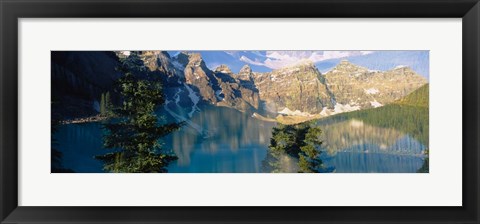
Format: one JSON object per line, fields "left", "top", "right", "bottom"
{"left": 51, "top": 51, "right": 428, "bottom": 123}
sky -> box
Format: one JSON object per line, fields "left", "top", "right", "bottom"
{"left": 167, "top": 51, "right": 429, "bottom": 79}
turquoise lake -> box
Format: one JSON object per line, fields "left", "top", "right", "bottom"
{"left": 54, "top": 105, "right": 427, "bottom": 173}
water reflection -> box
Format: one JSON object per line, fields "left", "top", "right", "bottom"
{"left": 165, "top": 105, "right": 276, "bottom": 172}
{"left": 54, "top": 104, "right": 427, "bottom": 173}
{"left": 317, "top": 118, "right": 426, "bottom": 157}
{"left": 314, "top": 104, "right": 428, "bottom": 173}
{"left": 55, "top": 122, "right": 106, "bottom": 172}
{"left": 321, "top": 152, "right": 424, "bottom": 173}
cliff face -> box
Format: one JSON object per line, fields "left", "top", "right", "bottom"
{"left": 213, "top": 64, "right": 260, "bottom": 113}
{"left": 51, "top": 51, "right": 122, "bottom": 119}
{"left": 178, "top": 52, "right": 220, "bottom": 104}
{"left": 253, "top": 61, "right": 334, "bottom": 114}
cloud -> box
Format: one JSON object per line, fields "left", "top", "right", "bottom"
{"left": 240, "top": 51, "right": 375, "bottom": 69}
{"left": 239, "top": 55, "right": 266, "bottom": 66}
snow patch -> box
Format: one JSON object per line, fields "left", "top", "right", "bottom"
{"left": 174, "top": 88, "right": 182, "bottom": 104}
{"left": 364, "top": 88, "right": 379, "bottom": 95}
{"left": 353, "top": 72, "right": 362, "bottom": 77}
{"left": 270, "top": 75, "right": 278, "bottom": 82}
{"left": 394, "top": 65, "right": 407, "bottom": 69}
{"left": 184, "top": 83, "right": 200, "bottom": 117}
{"left": 333, "top": 103, "right": 361, "bottom": 114}
{"left": 278, "top": 107, "right": 313, "bottom": 117}
{"left": 215, "top": 90, "right": 224, "bottom": 101}
{"left": 370, "top": 100, "right": 383, "bottom": 108}
{"left": 320, "top": 107, "right": 330, "bottom": 116}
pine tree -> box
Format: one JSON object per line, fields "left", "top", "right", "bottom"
{"left": 263, "top": 123, "right": 325, "bottom": 173}
{"left": 100, "top": 93, "right": 106, "bottom": 116}
{"left": 298, "top": 126, "right": 323, "bottom": 173}
{"left": 96, "top": 51, "right": 183, "bottom": 173}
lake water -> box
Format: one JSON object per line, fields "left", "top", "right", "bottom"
{"left": 54, "top": 105, "right": 427, "bottom": 173}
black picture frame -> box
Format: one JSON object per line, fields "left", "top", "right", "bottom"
{"left": 1, "top": 0, "right": 479, "bottom": 223}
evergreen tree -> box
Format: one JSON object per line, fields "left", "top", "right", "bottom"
{"left": 100, "top": 93, "right": 106, "bottom": 116}
{"left": 298, "top": 126, "right": 323, "bottom": 173}
{"left": 96, "top": 51, "right": 183, "bottom": 173}
{"left": 263, "top": 125, "right": 296, "bottom": 172}
{"left": 262, "top": 123, "right": 326, "bottom": 173}
{"left": 99, "top": 91, "right": 114, "bottom": 117}
{"left": 105, "top": 91, "right": 113, "bottom": 117}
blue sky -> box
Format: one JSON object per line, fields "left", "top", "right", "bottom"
{"left": 168, "top": 51, "right": 429, "bottom": 79}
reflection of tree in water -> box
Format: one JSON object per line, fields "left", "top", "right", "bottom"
{"left": 320, "top": 104, "right": 429, "bottom": 173}
{"left": 339, "top": 105, "right": 428, "bottom": 146}
{"left": 96, "top": 52, "right": 183, "bottom": 173}
{"left": 417, "top": 149, "right": 429, "bottom": 173}
{"left": 319, "top": 118, "right": 405, "bottom": 156}
{"left": 262, "top": 123, "right": 333, "bottom": 173}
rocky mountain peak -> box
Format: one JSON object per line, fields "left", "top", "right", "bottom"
{"left": 214, "top": 64, "right": 233, "bottom": 74}
{"left": 239, "top": 64, "right": 252, "bottom": 74}
{"left": 186, "top": 53, "right": 204, "bottom": 67}
{"left": 174, "top": 52, "right": 206, "bottom": 68}
{"left": 237, "top": 65, "right": 253, "bottom": 81}
{"left": 332, "top": 59, "right": 368, "bottom": 74}
{"left": 296, "top": 59, "right": 315, "bottom": 67}
{"left": 272, "top": 59, "right": 316, "bottom": 73}
{"left": 390, "top": 65, "right": 417, "bottom": 75}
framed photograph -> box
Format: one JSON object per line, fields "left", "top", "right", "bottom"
{"left": 1, "top": 0, "right": 479, "bottom": 223}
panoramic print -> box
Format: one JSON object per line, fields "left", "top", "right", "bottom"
{"left": 51, "top": 50, "right": 429, "bottom": 173}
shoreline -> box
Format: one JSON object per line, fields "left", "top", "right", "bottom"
{"left": 60, "top": 115, "right": 107, "bottom": 125}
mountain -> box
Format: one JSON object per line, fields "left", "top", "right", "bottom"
{"left": 52, "top": 51, "right": 428, "bottom": 124}
{"left": 159, "top": 54, "right": 427, "bottom": 121}
{"left": 323, "top": 60, "right": 428, "bottom": 113}
{"left": 168, "top": 51, "right": 272, "bottom": 73}
{"left": 314, "top": 51, "right": 429, "bottom": 79}
{"left": 253, "top": 60, "right": 334, "bottom": 115}
{"left": 213, "top": 64, "right": 261, "bottom": 112}
{"left": 51, "top": 51, "right": 122, "bottom": 119}
{"left": 196, "top": 51, "right": 429, "bottom": 79}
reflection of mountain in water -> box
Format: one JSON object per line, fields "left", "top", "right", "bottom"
{"left": 53, "top": 87, "right": 429, "bottom": 173}
{"left": 317, "top": 118, "right": 426, "bottom": 157}
{"left": 163, "top": 105, "right": 276, "bottom": 172}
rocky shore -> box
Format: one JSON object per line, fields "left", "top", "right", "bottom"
{"left": 60, "top": 115, "right": 107, "bottom": 125}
